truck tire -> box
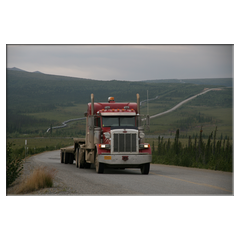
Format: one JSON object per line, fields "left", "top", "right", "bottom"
{"left": 79, "top": 148, "right": 85, "bottom": 168}
{"left": 76, "top": 148, "right": 79, "bottom": 168}
{"left": 84, "top": 162, "right": 91, "bottom": 169}
{"left": 64, "top": 152, "right": 69, "bottom": 164}
{"left": 95, "top": 155, "right": 104, "bottom": 173}
{"left": 61, "top": 152, "right": 64, "bottom": 163}
{"left": 69, "top": 154, "right": 74, "bottom": 164}
{"left": 141, "top": 163, "right": 150, "bottom": 175}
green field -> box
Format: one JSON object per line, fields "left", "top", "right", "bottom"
{"left": 6, "top": 69, "right": 233, "bottom": 140}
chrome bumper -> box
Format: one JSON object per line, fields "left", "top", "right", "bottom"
{"left": 98, "top": 154, "right": 152, "bottom": 166}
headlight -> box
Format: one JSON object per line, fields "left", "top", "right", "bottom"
{"left": 104, "top": 132, "right": 111, "bottom": 139}
{"left": 99, "top": 144, "right": 110, "bottom": 149}
{"left": 139, "top": 144, "right": 150, "bottom": 149}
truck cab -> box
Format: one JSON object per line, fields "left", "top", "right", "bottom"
{"left": 86, "top": 95, "right": 151, "bottom": 174}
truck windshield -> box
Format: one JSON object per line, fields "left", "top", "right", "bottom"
{"left": 102, "top": 116, "right": 135, "bottom": 127}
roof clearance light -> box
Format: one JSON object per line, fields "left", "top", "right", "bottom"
{"left": 108, "top": 97, "right": 115, "bottom": 102}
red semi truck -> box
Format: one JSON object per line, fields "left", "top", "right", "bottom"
{"left": 60, "top": 93, "right": 152, "bottom": 174}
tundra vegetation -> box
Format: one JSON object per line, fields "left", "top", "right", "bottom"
{"left": 151, "top": 127, "right": 232, "bottom": 172}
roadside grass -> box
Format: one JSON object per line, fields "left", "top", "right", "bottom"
{"left": 7, "top": 137, "right": 76, "bottom": 160}
{"left": 7, "top": 137, "right": 75, "bottom": 150}
{"left": 17, "top": 167, "right": 57, "bottom": 194}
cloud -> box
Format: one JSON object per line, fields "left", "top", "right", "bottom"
{"left": 7, "top": 44, "right": 233, "bottom": 80}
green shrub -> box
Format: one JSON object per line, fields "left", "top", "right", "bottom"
{"left": 6, "top": 142, "right": 23, "bottom": 188}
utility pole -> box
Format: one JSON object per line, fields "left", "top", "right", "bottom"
{"left": 147, "top": 90, "right": 149, "bottom": 116}
{"left": 25, "top": 139, "right": 27, "bottom": 161}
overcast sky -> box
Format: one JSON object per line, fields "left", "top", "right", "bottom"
{"left": 7, "top": 45, "right": 233, "bottom": 81}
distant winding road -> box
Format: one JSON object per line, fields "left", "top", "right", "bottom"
{"left": 149, "top": 88, "right": 221, "bottom": 119}
{"left": 46, "top": 88, "right": 222, "bottom": 132}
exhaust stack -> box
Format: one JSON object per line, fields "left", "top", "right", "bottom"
{"left": 91, "top": 93, "right": 94, "bottom": 115}
{"left": 137, "top": 93, "right": 140, "bottom": 114}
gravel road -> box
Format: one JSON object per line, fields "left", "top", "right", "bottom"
{"left": 7, "top": 149, "right": 233, "bottom": 195}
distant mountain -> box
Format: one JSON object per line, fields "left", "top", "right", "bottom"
{"left": 7, "top": 67, "right": 27, "bottom": 72}
{"left": 7, "top": 67, "right": 45, "bottom": 74}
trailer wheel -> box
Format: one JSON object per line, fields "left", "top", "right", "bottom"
{"left": 80, "top": 162, "right": 85, "bottom": 168}
{"left": 95, "top": 155, "right": 104, "bottom": 173}
{"left": 61, "top": 152, "right": 64, "bottom": 163}
{"left": 85, "top": 162, "right": 91, "bottom": 169}
{"left": 69, "top": 154, "right": 74, "bottom": 164}
{"left": 76, "top": 148, "right": 79, "bottom": 168}
{"left": 64, "top": 152, "right": 69, "bottom": 164}
{"left": 140, "top": 163, "right": 150, "bottom": 175}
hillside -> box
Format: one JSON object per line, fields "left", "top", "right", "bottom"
{"left": 6, "top": 69, "right": 233, "bottom": 137}
{"left": 7, "top": 69, "right": 228, "bottom": 113}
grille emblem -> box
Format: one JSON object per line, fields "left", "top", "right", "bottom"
{"left": 122, "top": 156, "right": 128, "bottom": 161}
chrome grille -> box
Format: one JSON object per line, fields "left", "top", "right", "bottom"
{"left": 113, "top": 133, "right": 137, "bottom": 153}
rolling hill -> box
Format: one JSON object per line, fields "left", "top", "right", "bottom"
{"left": 6, "top": 69, "right": 233, "bottom": 137}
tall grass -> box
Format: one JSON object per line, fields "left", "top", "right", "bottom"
{"left": 17, "top": 167, "right": 57, "bottom": 194}
{"left": 152, "top": 127, "right": 233, "bottom": 172}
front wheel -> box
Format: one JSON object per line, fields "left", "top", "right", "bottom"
{"left": 95, "top": 155, "right": 104, "bottom": 173}
{"left": 140, "top": 163, "right": 150, "bottom": 175}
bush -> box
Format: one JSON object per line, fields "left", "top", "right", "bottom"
{"left": 6, "top": 142, "right": 23, "bottom": 188}
{"left": 17, "top": 167, "right": 57, "bottom": 194}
